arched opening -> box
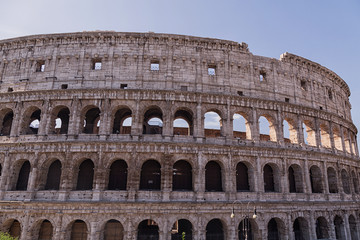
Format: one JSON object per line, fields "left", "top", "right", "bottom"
{"left": 38, "top": 220, "right": 53, "bottom": 240}
{"left": 310, "top": 166, "right": 323, "bottom": 193}
{"left": 236, "top": 162, "right": 250, "bottom": 191}
{"left": 349, "top": 215, "right": 358, "bottom": 240}
{"left": 351, "top": 171, "right": 359, "bottom": 194}
{"left": 112, "top": 108, "right": 132, "bottom": 134}
{"left": 140, "top": 160, "right": 161, "bottom": 190}
{"left": 259, "top": 115, "right": 277, "bottom": 142}
{"left": 315, "top": 217, "right": 329, "bottom": 239}
{"left": 104, "top": 219, "right": 124, "bottom": 240}
{"left": 204, "top": 111, "right": 222, "bottom": 138}
{"left": 76, "top": 159, "right": 94, "bottom": 190}
{"left": 1, "top": 110, "right": 13, "bottom": 136}
{"left": 267, "top": 218, "right": 279, "bottom": 240}
{"left": 16, "top": 161, "right": 31, "bottom": 190}
{"left": 171, "top": 219, "right": 192, "bottom": 240}
{"left": 320, "top": 123, "right": 331, "bottom": 148}
{"left": 263, "top": 164, "right": 276, "bottom": 192}
{"left": 205, "top": 161, "right": 222, "bottom": 192}
{"left": 343, "top": 129, "right": 352, "bottom": 153}
{"left": 45, "top": 160, "right": 62, "bottom": 190}
{"left": 238, "top": 218, "right": 254, "bottom": 240}
{"left": 288, "top": 165, "right": 303, "bottom": 193}
{"left": 83, "top": 107, "right": 100, "bottom": 134}
{"left": 24, "top": 108, "right": 41, "bottom": 135}
{"left": 172, "top": 160, "right": 192, "bottom": 191}
{"left": 206, "top": 219, "right": 224, "bottom": 240}
{"left": 327, "top": 167, "right": 338, "bottom": 193}
{"left": 233, "top": 113, "right": 251, "bottom": 140}
{"left": 108, "top": 160, "right": 128, "bottom": 190}
{"left": 303, "top": 121, "right": 316, "bottom": 146}
{"left": 54, "top": 107, "right": 70, "bottom": 134}
{"left": 143, "top": 107, "right": 163, "bottom": 134}
{"left": 334, "top": 216, "right": 346, "bottom": 240}
{"left": 8, "top": 220, "right": 21, "bottom": 239}
{"left": 174, "top": 109, "right": 193, "bottom": 136}
{"left": 71, "top": 220, "right": 87, "bottom": 240}
{"left": 293, "top": 217, "right": 309, "bottom": 240}
{"left": 283, "top": 118, "right": 298, "bottom": 144}
{"left": 0, "top": 163, "right": 2, "bottom": 178}
{"left": 333, "top": 127, "right": 343, "bottom": 151}
{"left": 137, "top": 219, "right": 159, "bottom": 240}
{"left": 341, "top": 169, "right": 351, "bottom": 194}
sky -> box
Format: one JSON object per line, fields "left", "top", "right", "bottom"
{"left": 1, "top": 0, "right": 360, "bottom": 141}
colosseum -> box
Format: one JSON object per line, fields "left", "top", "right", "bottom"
{"left": 0, "top": 31, "right": 358, "bottom": 240}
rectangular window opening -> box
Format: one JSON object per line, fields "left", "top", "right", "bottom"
{"left": 301, "top": 80, "right": 306, "bottom": 90}
{"left": 61, "top": 84, "right": 68, "bottom": 89}
{"left": 8, "top": 87, "right": 13, "bottom": 92}
{"left": 150, "top": 62, "right": 160, "bottom": 71}
{"left": 285, "top": 98, "right": 290, "bottom": 103}
{"left": 328, "top": 90, "right": 333, "bottom": 100}
{"left": 120, "top": 84, "right": 128, "bottom": 89}
{"left": 208, "top": 66, "right": 216, "bottom": 76}
{"left": 259, "top": 71, "right": 266, "bottom": 82}
{"left": 92, "top": 58, "right": 102, "bottom": 70}
{"left": 319, "top": 106, "right": 323, "bottom": 110}
{"left": 237, "top": 91, "right": 244, "bottom": 96}
{"left": 36, "top": 60, "right": 45, "bottom": 72}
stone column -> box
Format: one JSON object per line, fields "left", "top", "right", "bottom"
{"left": 38, "top": 100, "right": 49, "bottom": 136}
{"left": 0, "top": 153, "right": 11, "bottom": 198}
{"left": 251, "top": 107, "right": 259, "bottom": 142}
{"left": 297, "top": 115, "right": 305, "bottom": 145}
{"left": 10, "top": 102, "right": 22, "bottom": 137}
{"left": 308, "top": 211, "right": 317, "bottom": 240}
{"left": 322, "top": 161, "right": 329, "bottom": 194}
{"left": 194, "top": 99, "right": 204, "bottom": 140}
{"left": 344, "top": 213, "right": 351, "bottom": 240}
{"left": 90, "top": 221, "right": 100, "bottom": 240}
{"left": 303, "top": 159, "right": 311, "bottom": 194}
{"left": 67, "top": 97, "right": 80, "bottom": 136}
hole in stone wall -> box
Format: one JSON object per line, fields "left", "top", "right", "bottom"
{"left": 208, "top": 65, "right": 216, "bottom": 76}
{"left": 61, "top": 84, "right": 68, "bottom": 89}
{"left": 35, "top": 60, "right": 45, "bottom": 72}
{"left": 91, "top": 58, "right": 102, "bottom": 70}
{"left": 120, "top": 84, "right": 128, "bottom": 89}
{"left": 150, "top": 61, "right": 160, "bottom": 71}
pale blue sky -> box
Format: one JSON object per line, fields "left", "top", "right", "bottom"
{"left": 1, "top": 0, "right": 360, "bottom": 139}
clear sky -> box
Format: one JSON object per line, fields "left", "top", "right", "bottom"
{"left": 1, "top": 0, "right": 360, "bottom": 139}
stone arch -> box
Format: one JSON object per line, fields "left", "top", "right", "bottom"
{"left": 36, "top": 219, "right": 54, "bottom": 240}
{"left": 319, "top": 122, "right": 331, "bottom": 148}
{"left": 205, "top": 161, "right": 223, "bottom": 192}
{"left": 343, "top": 128, "right": 352, "bottom": 153}
{"left": 0, "top": 108, "right": 13, "bottom": 136}
{"left": 204, "top": 110, "right": 223, "bottom": 138}
{"left": 267, "top": 218, "right": 286, "bottom": 240}
{"left": 137, "top": 219, "right": 159, "bottom": 240}
{"left": 283, "top": 116, "right": 298, "bottom": 144}
{"left": 302, "top": 119, "right": 316, "bottom": 146}
{"left": 50, "top": 105, "right": 70, "bottom": 134}
{"left": 327, "top": 167, "right": 338, "bottom": 193}
{"left": 236, "top": 162, "right": 250, "bottom": 192}
{"left": 170, "top": 219, "right": 193, "bottom": 240}
{"left": 258, "top": 114, "right": 277, "bottom": 142}
{"left": 143, "top": 106, "right": 163, "bottom": 135}
{"left": 309, "top": 165, "right": 323, "bottom": 193}
{"left": 76, "top": 159, "right": 94, "bottom": 190}
{"left": 332, "top": 126, "right": 343, "bottom": 151}
{"left": 173, "top": 108, "right": 194, "bottom": 136}
{"left": 238, "top": 218, "right": 259, "bottom": 240}
{"left": 140, "top": 160, "right": 161, "bottom": 190}
{"left": 263, "top": 163, "right": 281, "bottom": 192}
{"left": 44, "top": 159, "right": 62, "bottom": 190}
{"left": 288, "top": 164, "right": 304, "bottom": 193}
{"left": 81, "top": 106, "right": 101, "bottom": 134}
{"left": 206, "top": 218, "right": 225, "bottom": 240}
{"left": 315, "top": 216, "right": 329, "bottom": 239}
{"left": 20, "top": 106, "right": 41, "bottom": 135}
{"left": 341, "top": 169, "right": 351, "bottom": 194}
{"left": 334, "top": 215, "right": 346, "bottom": 240}
{"left": 15, "top": 160, "right": 31, "bottom": 190}
{"left": 5, "top": 219, "right": 21, "bottom": 239}
{"left": 107, "top": 159, "right": 128, "bottom": 190}
{"left": 103, "top": 219, "right": 124, "bottom": 240}
{"left": 112, "top": 106, "right": 132, "bottom": 134}
{"left": 349, "top": 214, "right": 359, "bottom": 240}
{"left": 173, "top": 160, "right": 192, "bottom": 191}
{"left": 233, "top": 112, "right": 251, "bottom": 140}
{"left": 70, "top": 219, "right": 88, "bottom": 240}
{"left": 351, "top": 170, "right": 359, "bottom": 194}
{"left": 293, "top": 217, "right": 310, "bottom": 240}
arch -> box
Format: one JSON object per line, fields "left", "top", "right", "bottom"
{"left": 343, "top": 129, "right": 352, "bottom": 153}
{"left": 332, "top": 126, "right": 343, "bottom": 151}
{"left": 8, "top": 219, "right": 21, "bottom": 239}
{"left": 140, "top": 160, "right": 161, "bottom": 190}
{"left": 16, "top": 160, "right": 31, "bottom": 190}
{"left": 137, "top": 219, "right": 159, "bottom": 240}
{"left": 171, "top": 219, "right": 193, "bottom": 240}
{"left": 21, "top": 107, "right": 41, "bottom": 135}
{"left": 236, "top": 162, "right": 250, "bottom": 191}
{"left": 38, "top": 219, "right": 53, "bottom": 240}
{"left": 174, "top": 109, "right": 193, "bottom": 136}
{"left": 283, "top": 118, "right": 298, "bottom": 144}
{"left": 303, "top": 120, "right": 316, "bottom": 146}
{"left": 267, "top": 218, "right": 286, "bottom": 240}
{"left": 0, "top": 109, "right": 13, "bottom": 136}
{"left": 233, "top": 113, "right": 251, "bottom": 140}
{"left": 259, "top": 115, "right": 277, "bottom": 142}
{"left": 143, "top": 107, "right": 163, "bottom": 134}
{"left": 319, "top": 123, "right": 331, "bottom": 148}
{"left": 288, "top": 164, "right": 304, "bottom": 193}
{"left": 238, "top": 218, "right": 258, "bottom": 240}
{"left": 309, "top": 165, "right": 323, "bottom": 193}
{"left": 70, "top": 220, "right": 88, "bottom": 240}
{"left": 349, "top": 215, "right": 358, "bottom": 240}
{"left": 108, "top": 160, "right": 128, "bottom": 190}
{"left": 206, "top": 218, "right": 224, "bottom": 240}
{"left": 52, "top": 107, "right": 70, "bottom": 134}
{"left": 104, "top": 219, "right": 124, "bottom": 240}
{"left": 334, "top": 215, "right": 346, "bottom": 240}
{"left": 45, "top": 160, "right": 62, "bottom": 190}
{"left": 264, "top": 164, "right": 280, "bottom": 192}
{"left": 205, "top": 161, "right": 222, "bottom": 192}
{"left": 0, "top": 163, "right": 2, "bottom": 177}
{"left": 341, "top": 169, "right": 351, "bottom": 194}
{"left": 293, "top": 217, "right": 310, "bottom": 240}
{"left": 173, "top": 160, "right": 192, "bottom": 191}
{"left": 315, "top": 217, "right": 329, "bottom": 239}
{"left": 112, "top": 107, "right": 132, "bottom": 134}
{"left": 204, "top": 111, "right": 222, "bottom": 138}
{"left": 82, "top": 107, "right": 100, "bottom": 134}
{"left": 327, "top": 167, "right": 338, "bottom": 193}
{"left": 351, "top": 170, "right": 359, "bottom": 194}
{"left": 76, "top": 159, "right": 94, "bottom": 190}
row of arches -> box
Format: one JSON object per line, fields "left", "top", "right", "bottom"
{"left": 3, "top": 158, "right": 359, "bottom": 196}
{"left": 0, "top": 104, "right": 357, "bottom": 154}
{"left": 3, "top": 214, "right": 358, "bottom": 240}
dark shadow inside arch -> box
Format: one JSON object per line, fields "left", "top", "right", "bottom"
{"left": 140, "top": 160, "right": 161, "bottom": 190}
{"left": 143, "top": 107, "right": 163, "bottom": 135}
{"left": 137, "top": 219, "right": 159, "bottom": 240}
{"left": 315, "top": 217, "right": 329, "bottom": 239}
{"left": 236, "top": 162, "right": 250, "bottom": 191}
{"left": 38, "top": 220, "right": 53, "bottom": 240}
{"left": 267, "top": 218, "right": 279, "bottom": 240}
{"left": 76, "top": 159, "right": 94, "bottom": 190}
{"left": 173, "top": 160, "right": 192, "bottom": 191}
{"left": 83, "top": 107, "right": 100, "bottom": 134}
{"left": 104, "top": 219, "right": 124, "bottom": 240}
{"left": 113, "top": 108, "right": 132, "bottom": 134}
{"left": 171, "top": 219, "right": 192, "bottom": 240}
{"left": 238, "top": 218, "right": 253, "bottom": 240}
{"left": 108, "top": 160, "right": 128, "bottom": 190}
{"left": 16, "top": 161, "right": 30, "bottom": 190}
{"left": 45, "top": 160, "right": 62, "bottom": 190}
{"left": 263, "top": 164, "right": 275, "bottom": 192}
{"left": 205, "top": 161, "right": 222, "bottom": 192}
{"left": 310, "top": 166, "right": 323, "bottom": 193}
{"left": 71, "top": 220, "right": 87, "bottom": 240}
{"left": 26, "top": 109, "right": 41, "bottom": 135}
{"left": 55, "top": 108, "right": 70, "bottom": 134}
{"left": 8, "top": 220, "right": 21, "bottom": 239}
{"left": 1, "top": 110, "right": 13, "bottom": 136}
{"left": 206, "top": 219, "right": 224, "bottom": 240}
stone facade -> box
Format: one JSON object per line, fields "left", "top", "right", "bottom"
{"left": 0, "top": 31, "right": 359, "bottom": 240}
